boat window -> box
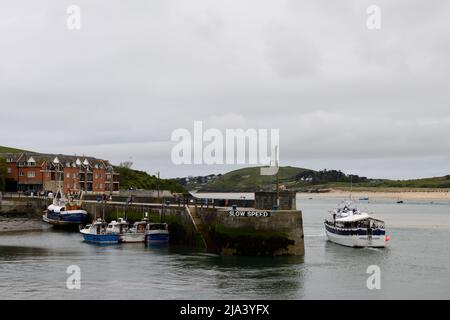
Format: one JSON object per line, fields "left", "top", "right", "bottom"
{"left": 148, "top": 224, "right": 166, "bottom": 230}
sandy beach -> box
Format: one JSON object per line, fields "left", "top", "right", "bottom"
{"left": 301, "top": 189, "right": 450, "bottom": 201}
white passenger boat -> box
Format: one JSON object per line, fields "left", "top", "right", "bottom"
{"left": 107, "top": 218, "right": 147, "bottom": 243}
{"left": 145, "top": 223, "right": 169, "bottom": 243}
{"left": 324, "top": 201, "right": 389, "bottom": 248}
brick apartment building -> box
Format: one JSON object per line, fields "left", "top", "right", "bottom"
{"left": 1, "top": 152, "right": 120, "bottom": 195}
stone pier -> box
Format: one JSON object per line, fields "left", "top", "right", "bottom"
{"left": 1, "top": 194, "right": 305, "bottom": 256}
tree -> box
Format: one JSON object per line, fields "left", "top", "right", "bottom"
{"left": 119, "top": 161, "right": 133, "bottom": 169}
{"left": 0, "top": 157, "right": 6, "bottom": 192}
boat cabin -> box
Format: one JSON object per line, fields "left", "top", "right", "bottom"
{"left": 86, "top": 220, "right": 110, "bottom": 235}
{"left": 107, "top": 218, "right": 129, "bottom": 234}
{"left": 146, "top": 223, "right": 168, "bottom": 231}
{"left": 132, "top": 221, "right": 147, "bottom": 233}
{"left": 334, "top": 215, "right": 385, "bottom": 230}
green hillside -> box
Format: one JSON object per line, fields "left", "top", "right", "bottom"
{"left": 197, "top": 166, "right": 310, "bottom": 192}
{"left": 346, "top": 176, "right": 450, "bottom": 189}
{"left": 0, "top": 145, "right": 32, "bottom": 153}
{"left": 194, "top": 166, "right": 450, "bottom": 192}
{"left": 114, "top": 166, "right": 187, "bottom": 193}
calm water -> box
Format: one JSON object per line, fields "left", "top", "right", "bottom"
{"left": 1, "top": 195, "right": 450, "bottom": 299}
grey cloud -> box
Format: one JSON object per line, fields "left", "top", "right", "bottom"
{"left": 1, "top": 0, "right": 450, "bottom": 179}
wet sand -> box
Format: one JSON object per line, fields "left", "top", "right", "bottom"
{"left": 0, "top": 218, "right": 50, "bottom": 233}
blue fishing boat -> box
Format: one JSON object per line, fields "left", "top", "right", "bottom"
{"left": 42, "top": 189, "right": 88, "bottom": 226}
{"left": 80, "top": 219, "right": 120, "bottom": 244}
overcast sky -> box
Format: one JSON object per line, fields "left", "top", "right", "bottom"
{"left": 1, "top": 0, "right": 450, "bottom": 179}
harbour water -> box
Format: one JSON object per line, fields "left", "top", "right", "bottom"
{"left": 1, "top": 195, "right": 450, "bottom": 299}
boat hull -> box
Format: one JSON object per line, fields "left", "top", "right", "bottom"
{"left": 80, "top": 231, "right": 119, "bottom": 244}
{"left": 325, "top": 223, "right": 386, "bottom": 248}
{"left": 145, "top": 232, "right": 169, "bottom": 243}
{"left": 43, "top": 210, "right": 88, "bottom": 225}
{"left": 120, "top": 233, "right": 145, "bottom": 243}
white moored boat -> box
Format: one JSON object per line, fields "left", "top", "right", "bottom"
{"left": 324, "top": 201, "right": 389, "bottom": 248}
{"left": 107, "top": 218, "right": 148, "bottom": 243}
{"left": 124, "top": 220, "right": 148, "bottom": 243}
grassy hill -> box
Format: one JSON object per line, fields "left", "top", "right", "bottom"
{"left": 114, "top": 166, "right": 187, "bottom": 193}
{"left": 0, "top": 146, "right": 33, "bottom": 153}
{"left": 196, "top": 166, "right": 310, "bottom": 192}
{"left": 339, "top": 176, "right": 450, "bottom": 190}
{"left": 194, "top": 166, "right": 450, "bottom": 192}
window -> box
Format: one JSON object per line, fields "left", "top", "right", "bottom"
{"left": 67, "top": 173, "right": 70, "bottom": 179}
{"left": 95, "top": 174, "right": 98, "bottom": 179}
{"left": 28, "top": 171, "right": 36, "bottom": 178}
{"left": 99, "top": 184, "right": 103, "bottom": 189}
{"left": 7, "top": 168, "right": 12, "bottom": 174}
{"left": 73, "top": 173, "right": 76, "bottom": 179}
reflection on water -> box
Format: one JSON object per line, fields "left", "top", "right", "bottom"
{"left": 1, "top": 197, "right": 450, "bottom": 299}
{"left": 0, "top": 245, "right": 53, "bottom": 259}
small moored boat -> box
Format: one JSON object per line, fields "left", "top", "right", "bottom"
{"left": 80, "top": 219, "right": 120, "bottom": 244}
{"left": 145, "top": 223, "right": 169, "bottom": 243}
{"left": 324, "top": 201, "right": 389, "bottom": 248}
{"left": 107, "top": 218, "right": 147, "bottom": 243}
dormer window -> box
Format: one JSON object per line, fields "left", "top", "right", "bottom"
{"left": 27, "top": 156, "right": 36, "bottom": 166}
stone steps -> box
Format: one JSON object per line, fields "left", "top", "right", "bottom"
{"left": 186, "top": 206, "right": 216, "bottom": 252}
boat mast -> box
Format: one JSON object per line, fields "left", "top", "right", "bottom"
{"left": 53, "top": 157, "right": 62, "bottom": 205}
{"left": 350, "top": 175, "right": 353, "bottom": 201}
